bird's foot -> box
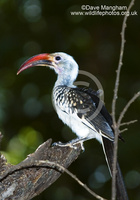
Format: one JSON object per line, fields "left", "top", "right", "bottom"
{"left": 72, "top": 140, "right": 85, "bottom": 151}
{"left": 52, "top": 139, "right": 85, "bottom": 151}
{"left": 69, "top": 139, "right": 85, "bottom": 151}
{"left": 52, "top": 141, "right": 78, "bottom": 149}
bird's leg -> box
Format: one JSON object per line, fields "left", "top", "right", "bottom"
{"left": 52, "top": 137, "right": 89, "bottom": 151}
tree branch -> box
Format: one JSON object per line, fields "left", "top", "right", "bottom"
{"left": 0, "top": 139, "right": 82, "bottom": 199}
{"left": 0, "top": 138, "right": 107, "bottom": 200}
{"left": 111, "top": 0, "right": 136, "bottom": 199}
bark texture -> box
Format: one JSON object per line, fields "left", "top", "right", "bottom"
{"left": 0, "top": 139, "right": 82, "bottom": 200}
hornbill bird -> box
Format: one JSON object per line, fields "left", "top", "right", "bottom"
{"left": 17, "top": 52, "right": 128, "bottom": 199}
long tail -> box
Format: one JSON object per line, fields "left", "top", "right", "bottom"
{"left": 102, "top": 137, "right": 128, "bottom": 200}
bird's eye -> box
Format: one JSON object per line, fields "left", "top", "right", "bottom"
{"left": 55, "top": 56, "right": 62, "bottom": 61}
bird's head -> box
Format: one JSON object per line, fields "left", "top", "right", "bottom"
{"left": 17, "top": 52, "right": 79, "bottom": 86}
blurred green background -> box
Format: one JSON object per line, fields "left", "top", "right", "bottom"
{"left": 0, "top": 0, "right": 140, "bottom": 199}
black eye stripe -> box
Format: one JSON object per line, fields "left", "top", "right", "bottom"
{"left": 55, "top": 56, "right": 61, "bottom": 61}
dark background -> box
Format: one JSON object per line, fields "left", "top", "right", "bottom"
{"left": 0, "top": 0, "right": 140, "bottom": 199}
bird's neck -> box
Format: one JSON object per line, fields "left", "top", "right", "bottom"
{"left": 54, "top": 74, "right": 75, "bottom": 87}
{"left": 54, "top": 61, "right": 79, "bottom": 87}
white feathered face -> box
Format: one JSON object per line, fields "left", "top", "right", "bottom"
{"left": 50, "top": 52, "right": 79, "bottom": 81}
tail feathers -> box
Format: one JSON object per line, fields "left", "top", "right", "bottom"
{"left": 102, "top": 137, "right": 128, "bottom": 200}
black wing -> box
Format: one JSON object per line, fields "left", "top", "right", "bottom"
{"left": 68, "top": 87, "right": 114, "bottom": 140}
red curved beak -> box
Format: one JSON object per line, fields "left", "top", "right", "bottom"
{"left": 17, "top": 53, "right": 56, "bottom": 75}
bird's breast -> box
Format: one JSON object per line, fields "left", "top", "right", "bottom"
{"left": 54, "top": 104, "right": 92, "bottom": 138}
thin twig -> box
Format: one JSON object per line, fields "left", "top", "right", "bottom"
{"left": 38, "top": 160, "right": 107, "bottom": 200}
{"left": 119, "top": 128, "right": 128, "bottom": 134}
{"left": 120, "top": 119, "right": 137, "bottom": 126}
{"left": 119, "top": 119, "right": 138, "bottom": 133}
{"left": 118, "top": 92, "right": 140, "bottom": 127}
{"left": 111, "top": 0, "right": 135, "bottom": 199}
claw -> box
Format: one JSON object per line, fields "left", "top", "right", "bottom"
{"left": 52, "top": 141, "right": 78, "bottom": 149}
{"left": 52, "top": 139, "right": 85, "bottom": 151}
